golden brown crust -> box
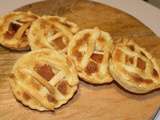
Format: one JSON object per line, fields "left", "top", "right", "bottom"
{"left": 109, "top": 39, "right": 160, "bottom": 93}
{"left": 9, "top": 49, "right": 79, "bottom": 111}
{"left": 0, "top": 11, "right": 38, "bottom": 51}
{"left": 28, "top": 16, "right": 79, "bottom": 53}
{"left": 68, "top": 28, "right": 113, "bottom": 84}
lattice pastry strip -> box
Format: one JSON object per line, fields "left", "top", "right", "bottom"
{"left": 0, "top": 11, "right": 38, "bottom": 50}
{"left": 68, "top": 28, "right": 113, "bottom": 84}
{"left": 9, "top": 76, "right": 46, "bottom": 110}
{"left": 9, "top": 49, "right": 79, "bottom": 111}
{"left": 109, "top": 40, "right": 160, "bottom": 93}
{"left": 28, "top": 16, "right": 79, "bottom": 53}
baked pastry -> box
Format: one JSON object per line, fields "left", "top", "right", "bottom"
{"left": 9, "top": 49, "right": 79, "bottom": 111}
{"left": 68, "top": 28, "right": 113, "bottom": 84}
{"left": 0, "top": 11, "right": 38, "bottom": 50}
{"left": 109, "top": 40, "right": 160, "bottom": 94}
{"left": 28, "top": 16, "right": 79, "bottom": 53}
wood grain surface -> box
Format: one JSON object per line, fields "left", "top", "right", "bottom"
{"left": 0, "top": 0, "right": 160, "bottom": 120}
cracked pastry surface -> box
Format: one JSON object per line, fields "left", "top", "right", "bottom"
{"left": 9, "top": 49, "right": 79, "bottom": 111}
{"left": 0, "top": 11, "right": 38, "bottom": 50}
{"left": 28, "top": 16, "right": 79, "bottom": 53}
{"left": 109, "top": 40, "right": 160, "bottom": 93}
{"left": 68, "top": 28, "right": 113, "bottom": 84}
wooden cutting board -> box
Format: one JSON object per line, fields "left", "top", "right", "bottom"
{"left": 0, "top": 0, "right": 160, "bottom": 120}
